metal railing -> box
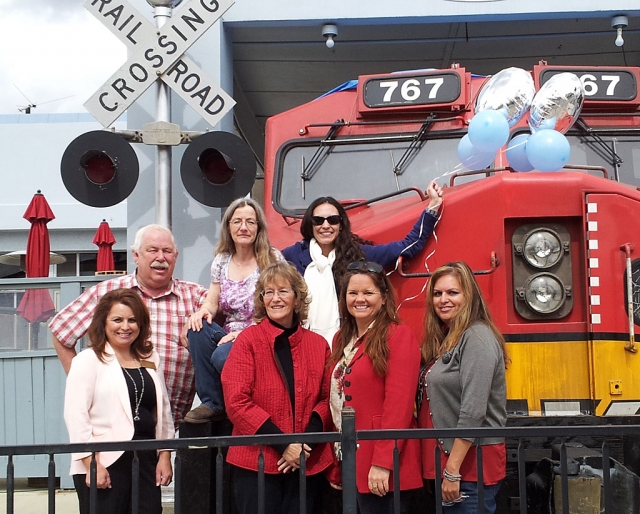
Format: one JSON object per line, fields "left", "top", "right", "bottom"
{"left": 2, "top": 410, "right": 640, "bottom": 514}
{"left": 0, "top": 276, "right": 104, "bottom": 352}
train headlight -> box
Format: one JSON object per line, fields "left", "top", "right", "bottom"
{"left": 523, "top": 229, "right": 563, "bottom": 269}
{"left": 523, "top": 273, "right": 565, "bottom": 314}
{"left": 512, "top": 223, "right": 573, "bottom": 320}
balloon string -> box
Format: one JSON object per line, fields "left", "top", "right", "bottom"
{"left": 391, "top": 202, "right": 445, "bottom": 311}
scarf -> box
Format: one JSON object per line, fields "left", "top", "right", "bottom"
{"left": 304, "top": 238, "right": 340, "bottom": 346}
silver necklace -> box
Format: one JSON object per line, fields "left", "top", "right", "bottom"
{"left": 232, "top": 255, "right": 254, "bottom": 267}
{"left": 122, "top": 366, "right": 145, "bottom": 421}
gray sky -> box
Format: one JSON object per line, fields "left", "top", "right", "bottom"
{"left": 1, "top": 0, "right": 126, "bottom": 115}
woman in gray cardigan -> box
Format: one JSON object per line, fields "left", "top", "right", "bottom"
{"left": 417, "top": 261, "right": 509, "bottom": 513}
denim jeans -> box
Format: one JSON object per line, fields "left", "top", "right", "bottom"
{"left": 188, "top": 321, "right": 229, "bottom": 412}
{"left": 443, "top": 481, "right": 501, "bottom": 514}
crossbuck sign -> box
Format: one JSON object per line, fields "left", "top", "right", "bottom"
{"left": 84, "top": 0, "right": 235, "bottom": 128}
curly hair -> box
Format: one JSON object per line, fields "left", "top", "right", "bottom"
{"left": 253, "top": 262, "right": 311, "bottom": 325}
{"left": 422, "top": 261, "right": 509, "bottom": 367}
{"left": 216, "top": 198, "right": 280, "bottom": 270}
{"left": 300, "top": 197, "right": 367, "bottom": 291}
{"left": 329, "top": 265, "right": 399, "bottom": 376}
{"left": 88, "top": 289, "right": 153, "bottom": 363}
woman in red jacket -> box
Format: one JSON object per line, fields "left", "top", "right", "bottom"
{"left": 328, "top": 261, "right": 422, "bottom": 514}
{"left": 221, "top": 262, "right": 334, "bottom": 514}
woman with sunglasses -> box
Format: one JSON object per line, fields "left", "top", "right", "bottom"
{"left": 282, "top": 181, "right": 442, "bottom": 345}
{"left": 327, "top": 261, "right": 422, "bottom": 514}
{"left": 418, "top": 262, "right": 508, "bottom": 513}
{"left": 221, "top": 262, "right": 334, "bottom": 514}
{"left": 184, "top": 198, "right": 284, "bottom": 423}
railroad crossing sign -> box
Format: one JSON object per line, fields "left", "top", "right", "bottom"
{"left": 84, "top": 0, "right": 235, "bottom": 128}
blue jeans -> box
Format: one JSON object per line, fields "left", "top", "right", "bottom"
{"left": 443, "top": 481, "right": 501, "bottom": 514}
{"left": 188, "top": 321, "right": 230, "bottom": 412}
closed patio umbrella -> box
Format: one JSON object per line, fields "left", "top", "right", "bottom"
{"left": 93, "top": 219, "right": 116, "bottom": 272}
{"left": 16, "top": 191, "right": 56, "bottom": 323}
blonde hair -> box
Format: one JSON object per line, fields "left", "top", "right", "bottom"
{"left": 216, "top": 198, "right": 279, "bottom": 270}
{"left": 253, "top": 262, "right": 311, "bottom": 324}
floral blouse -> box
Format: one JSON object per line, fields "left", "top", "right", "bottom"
{"left": 210, "top": 250, "right": 283, "bottom": 333}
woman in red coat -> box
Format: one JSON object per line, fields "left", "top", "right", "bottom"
{"left": 328, "top": 261, "right": 422, "bottom": 514}
{"left": 221, "top": 262, "right": 334, "bottom": 514}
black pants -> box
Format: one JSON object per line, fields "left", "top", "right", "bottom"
{"left": 356, "top": 489, "right": 417, "bottom": 514}
{"left": 73, "top": 450, "right": 161, "bottom": 514}
{"left": 232, "top": 465, "right": 322, "bottom": 514}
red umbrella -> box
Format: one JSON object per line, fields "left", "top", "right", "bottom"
{"left": 93, "top": 219, "right": 116, "bottom": 272}
{"left": 17, "top": 191, "right": 56, "bottom": 323}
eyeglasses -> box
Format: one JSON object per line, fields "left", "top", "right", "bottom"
{"left": 261, "top": 288, "right": 294, "bottom": 300}
{"left": 230, "top": 218, "right": 258, "bottom": 227}
{"left": 311, "top": 215, "right": 342, "bottom": 226}
{"left": 347, "top": 261, "right": 384, "bottom": 274}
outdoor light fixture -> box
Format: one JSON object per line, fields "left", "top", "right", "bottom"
{"left": 612, "top": 15, "right": 628, "bottom": 47}
{"left": 322, "top": 24, "right": 338, "bottom": 49}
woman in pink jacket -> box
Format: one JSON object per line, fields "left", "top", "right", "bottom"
{"left": 64, "top": 289, "right": 174, "bottom": 514}
{"left": 221, "top": 262, "right": 334, "bottom": 514}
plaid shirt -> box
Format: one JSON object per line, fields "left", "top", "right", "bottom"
{"left": 49, "top": 273, "right": 207, "bottom": 425}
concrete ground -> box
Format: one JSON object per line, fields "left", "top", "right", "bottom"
{"left": 0, "top": 479, "right": 175, "bottom": 514}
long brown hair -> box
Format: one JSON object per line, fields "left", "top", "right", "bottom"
{"left": 88, "top": 289, "right": 153, "bottom": 363}
{"left": 216, "top": 198, "right": 280, "bottom": 270}
{"left": 329, "top": 264, "right": 399, "bottom": 376}
{"left": 422, "top": 261, "right": 508, "bottom": 367}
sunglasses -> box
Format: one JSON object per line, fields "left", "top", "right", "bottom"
{"left": 347, "top": 261, "right": 384, "bottom": 274}
{"left": 311, "top": 215, "right": 342, "bottom": 226}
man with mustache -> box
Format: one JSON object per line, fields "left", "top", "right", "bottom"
{"left": 49, "top": 224, "right": 207, "bottom": 425}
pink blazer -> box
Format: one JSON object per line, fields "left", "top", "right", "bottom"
{"left": 63, "top": 344, "right": 175, "bottom": 475}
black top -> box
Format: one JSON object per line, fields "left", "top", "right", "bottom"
{"left": 257, "top": 319, "right": 323, "bottom": 454}
{"left": 122, "top": 367, "right": 157, "bottom": 440}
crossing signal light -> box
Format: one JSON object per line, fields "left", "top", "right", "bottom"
{"left": 180, "top": 131, "right": 256, "bottom": 208}
{"left": 61, "top": 131, "right": 139, "bottom": 208}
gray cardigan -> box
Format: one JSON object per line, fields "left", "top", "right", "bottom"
{"left": 424, "top": 322, "right": 507, "bottom": 454}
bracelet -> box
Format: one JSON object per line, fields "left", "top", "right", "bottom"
{"left": 426, "top": 207, "right": 440, "bottom": 218}
{"left": 443, "top": 468, "right": 462, "bottom": 482}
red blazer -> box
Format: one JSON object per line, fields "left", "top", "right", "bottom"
{"left": 221, "top": 319, "right": 334, "bottom": 474}
{"left": 338, "top": 323, "right": 422, "bottom": 493}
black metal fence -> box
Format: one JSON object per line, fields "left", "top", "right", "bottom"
{"left": 2, "top": 408, "right": 640, "bottom": 514}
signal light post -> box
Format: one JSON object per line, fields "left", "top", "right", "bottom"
{"left": 64, "top": 0, "right": 252, "bottom": 226}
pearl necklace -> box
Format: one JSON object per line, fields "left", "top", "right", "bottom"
{"left": 122, "top": 367, "right": 145, "bottom": 422}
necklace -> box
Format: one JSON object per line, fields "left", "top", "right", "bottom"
{"left": 232, "top": 255, "right": 254, "bottom": 267}
{"left": 122, "top": 366, "right": 145, "bottom": 422}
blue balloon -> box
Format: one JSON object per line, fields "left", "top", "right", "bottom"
{"left": 506, "top": 134, "right": 534, "bottom": 172}
{"left": 457, "top": 135, "right": 495, "bottom": 170}
{"left": 525, "top": 129, "right": 571, "bottom": 172}
{"left": 468, "top": 110, "right": 510, "bottom": 152}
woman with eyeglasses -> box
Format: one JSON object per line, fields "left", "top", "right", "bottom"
{"left": 327, "top": 261, "right": 422, "bottom": 514}
{"left": 221, "top": 262, "right": 334, "bottom": 514}
{"left": 184, "top": 198, "right": 284, "bottom": 423}
{"left": 418, "top": 262, "right": 508, "bottom": 513}
{"left": 282, "top": 181, "right": 443, "bottom": 345}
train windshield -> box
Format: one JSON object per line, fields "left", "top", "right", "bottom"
{"left": 275, "top": 135, "right": 476, "bottom": 212}
{"left": 273, "top": 130, "right": 640, "bottom": 213}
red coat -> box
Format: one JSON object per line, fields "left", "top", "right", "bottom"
{"left": 222, "top": 319, "right": 334, "bottom": 474}
{"left": 338, "top": 323, "right": 423, "bottom": 493}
